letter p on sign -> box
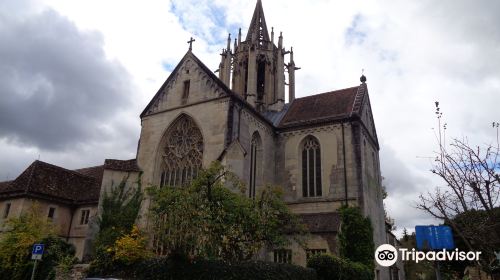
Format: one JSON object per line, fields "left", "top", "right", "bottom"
{"left": 32, "top": 244, "right": 44, "bottom": 260}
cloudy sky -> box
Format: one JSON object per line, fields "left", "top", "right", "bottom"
{"left": 1, "top": 0, "right": 499, "bottom": 236}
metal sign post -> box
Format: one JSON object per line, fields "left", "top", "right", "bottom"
{"left": 31, "top": 244, "right": 44, "bottom": 280}
{"left": 31, "top": 259, "right": 38, "bottom": 280}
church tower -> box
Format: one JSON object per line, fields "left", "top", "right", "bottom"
{"left": 218, "top": 0, "right": 295, "bottom": 112}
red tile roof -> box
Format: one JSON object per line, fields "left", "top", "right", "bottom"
{"left": 103, "top": 159, "right": 141, "bottom": 172}
{"left": 279, "top": 86, "right": 360, "bottom": 128}
{"left": 0, "top": 160, "right": 103, "bottom": 205}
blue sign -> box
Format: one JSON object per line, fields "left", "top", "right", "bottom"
{"left": 415, "top": 225, "right": 455, "bottom": 250}
{"left": 32, "top": 244, "right": 44, "bottom": 256}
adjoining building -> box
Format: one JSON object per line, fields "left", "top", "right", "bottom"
{"left": 0, "top": 160, "right": 103, "bottom": 260}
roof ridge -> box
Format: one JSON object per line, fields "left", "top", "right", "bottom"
{"left": 295, "top": 86, "right": 360, "bottom": 101}
{"left": 25, "top": 160, "right": 39, "bottom": 194}
{"left": 104, "top": 158, "right": 136, "bottom": 162}
{"left": 74, "top": 164, "right": 104, "bottom": 171}
{"left": 350, "top": 83, "right": 366, "bottom": 117}
{"left": 35, "top": 160, "right": 98, "bottom": 181}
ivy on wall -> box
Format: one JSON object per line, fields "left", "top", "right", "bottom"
{"left": 338, "top": 206, "right": 375, "bottom": 269}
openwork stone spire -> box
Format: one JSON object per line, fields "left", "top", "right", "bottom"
{"left": 245, "top": 0, "right": 270, "bottom": 42}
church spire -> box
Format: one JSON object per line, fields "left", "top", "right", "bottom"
{"left": 246, "top": 0, "right": 270, "bottom": 42}
{"left": 227, "top": 0, "right": 290, "bottom": 112}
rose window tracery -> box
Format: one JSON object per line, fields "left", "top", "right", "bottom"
{"left": 159, "top": 115, "right": 203, "bottom": 187}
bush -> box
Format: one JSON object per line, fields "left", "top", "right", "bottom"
{"left": 90, "top": 177, "right": 143, "bottom": 275}
{"left": 148, "top": 162, "right": 305, "bottom": 261}
{"left": 88, "top": 256, "right": 317, "bottom": 280}
{"left": 111, "top": 225, "right": 152, "bottom": 265}
{"left": 0, "top": 203, "right": 76, "bottom": 280}
{"left": 307, "top": 253, "right": 372, "bottom": 280}
{"left": 0, "top": 236, "right": 76, "bottom": 280}
{"left": 338, "top": 206, "right": 374, "bottom": 269}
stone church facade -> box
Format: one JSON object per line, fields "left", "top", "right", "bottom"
{"left": 115, "top": 0, "right": 388, "bottom": 275}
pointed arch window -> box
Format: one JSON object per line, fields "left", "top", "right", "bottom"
{"left": 249, "top": 132, "right": 262, "bottom": 198}
{"left": 159, "top": 115, "right": 203, "bottom": 187}
{"left": 302, "top": 136, "right": 322, "bottom": 197}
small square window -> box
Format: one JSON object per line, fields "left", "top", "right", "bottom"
{"left": 3, "top": 203, "right": 11, "bottom": 219}
{"left": 80, "top": 209, "right": 90, "bottom": 225}
{"left": 273, "top": 249, "right": 292, "bottom": 264}
{"left": 48, "top": 207, "right": 56, "bottom": 219}
{"left": 306, "top": 249, "right": 327, "bottom": 260}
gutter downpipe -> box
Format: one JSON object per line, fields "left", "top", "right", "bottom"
{"left": 342, "top": 122, "right": 349, "bottom": 206}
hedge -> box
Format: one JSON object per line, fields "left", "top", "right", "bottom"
{"left": 88, "top": 257, "right": 317, "bottom": 280}
{"left": 307, "top": 253, "right": 373, "bottom": 280}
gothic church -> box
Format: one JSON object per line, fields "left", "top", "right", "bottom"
{"left": 129, "top": 0, "right": 386, "bottom": 270}
{"left": 0, "top": 0, "right": 391, "bottom": 278}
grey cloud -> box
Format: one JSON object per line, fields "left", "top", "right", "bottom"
{"left": 420, "top": 0, "right": 500, "bottom": 81}
{"left": 0, "top": 9, "right": 134, "bottom": 150}
{"left": 380, "top": 143, "right": 430, "bottom": 196}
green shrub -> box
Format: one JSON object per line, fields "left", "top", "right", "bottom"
{"left": 148, "top": 162, "right": 305, "bottom": 261}
{"left": 90, "top": 176, "right": 143, "bottom": 274}
{"left": 338, "top": 206, "right": 374, "bottom": 269}
{"left": 0, "top": 203, "right": 76, "bottom": 280}
{"left": 88, "top": 257, "right": 317, "bottom": 280}
{"left": 307, "top": 253, "right": 372, "bottom": 280}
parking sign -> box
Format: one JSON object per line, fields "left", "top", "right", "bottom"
{"left": 415, "top": 225, "right": 455, "bottom": 250}
{"left": 32, "top": 244, "right": 44, "bottom": 260}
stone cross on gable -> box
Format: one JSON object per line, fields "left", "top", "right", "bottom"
{"left": 187, "top": 37, "right": 195, "bottom": 51}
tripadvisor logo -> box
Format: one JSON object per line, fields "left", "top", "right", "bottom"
{"left": 375, "top": 244, "right": 398, "bottom": 267}
{"left": 375, "top": 244, "right": 482, "bottom": 267}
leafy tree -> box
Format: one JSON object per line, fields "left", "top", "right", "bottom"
{"left": 93, "top": 174, "right": 143, "bottom": 251}
{"left": 402, "top": 228, "right": 409, "bottom": 242}
{"left": 0, "top": 203, "right": 75, "bottom": 280}
{"left": 148, "top": 161, "right": 304, "bottom": 262}
{"left": 417, "top": 102, "right": 500, "bottom": 271}
{"left": 337, "top": 206, "right": 374, "bottom": 269}
{"left": 90, "top": 175, "right": 143, "bottom": 274}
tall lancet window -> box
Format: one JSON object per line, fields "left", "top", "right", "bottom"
{"left": 301, "top": 136, "right": 322, "bottom": 197}
{"left": 159, "top": 115, "right": 203, "bottom": 188}
{"left": 249, "top": 132, "right": 262, "bottom": 198}
{"left": 257, "top": 57, "right": 266, "bottom": 100}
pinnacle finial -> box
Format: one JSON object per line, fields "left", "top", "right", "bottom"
{"left": 360, "top": 69, "right": 367, "bottom": 83}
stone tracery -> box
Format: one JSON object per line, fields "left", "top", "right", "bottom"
{"left": 159, "top": 115, "right": 203, "bottom": 187}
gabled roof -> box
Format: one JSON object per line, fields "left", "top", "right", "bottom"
{"left": 0, "top": 160, "right": 104, "bottom": 205}
{"left": 140, "top": 50, "right": 276, "bottom": 132}
{"left": 75, "top": 165, "right": 104, "bottom": 184}
{"left": 278, "top": 83, "right": 378, "bottom": 146}
{"left": 140, "top": 51, "right": 234, "bottom": 118}
{"left": 279, "top": 86, "right": 360, "bottom": 128}
{"left": 140, "top": 48, "right": 376, "bottom": 142}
